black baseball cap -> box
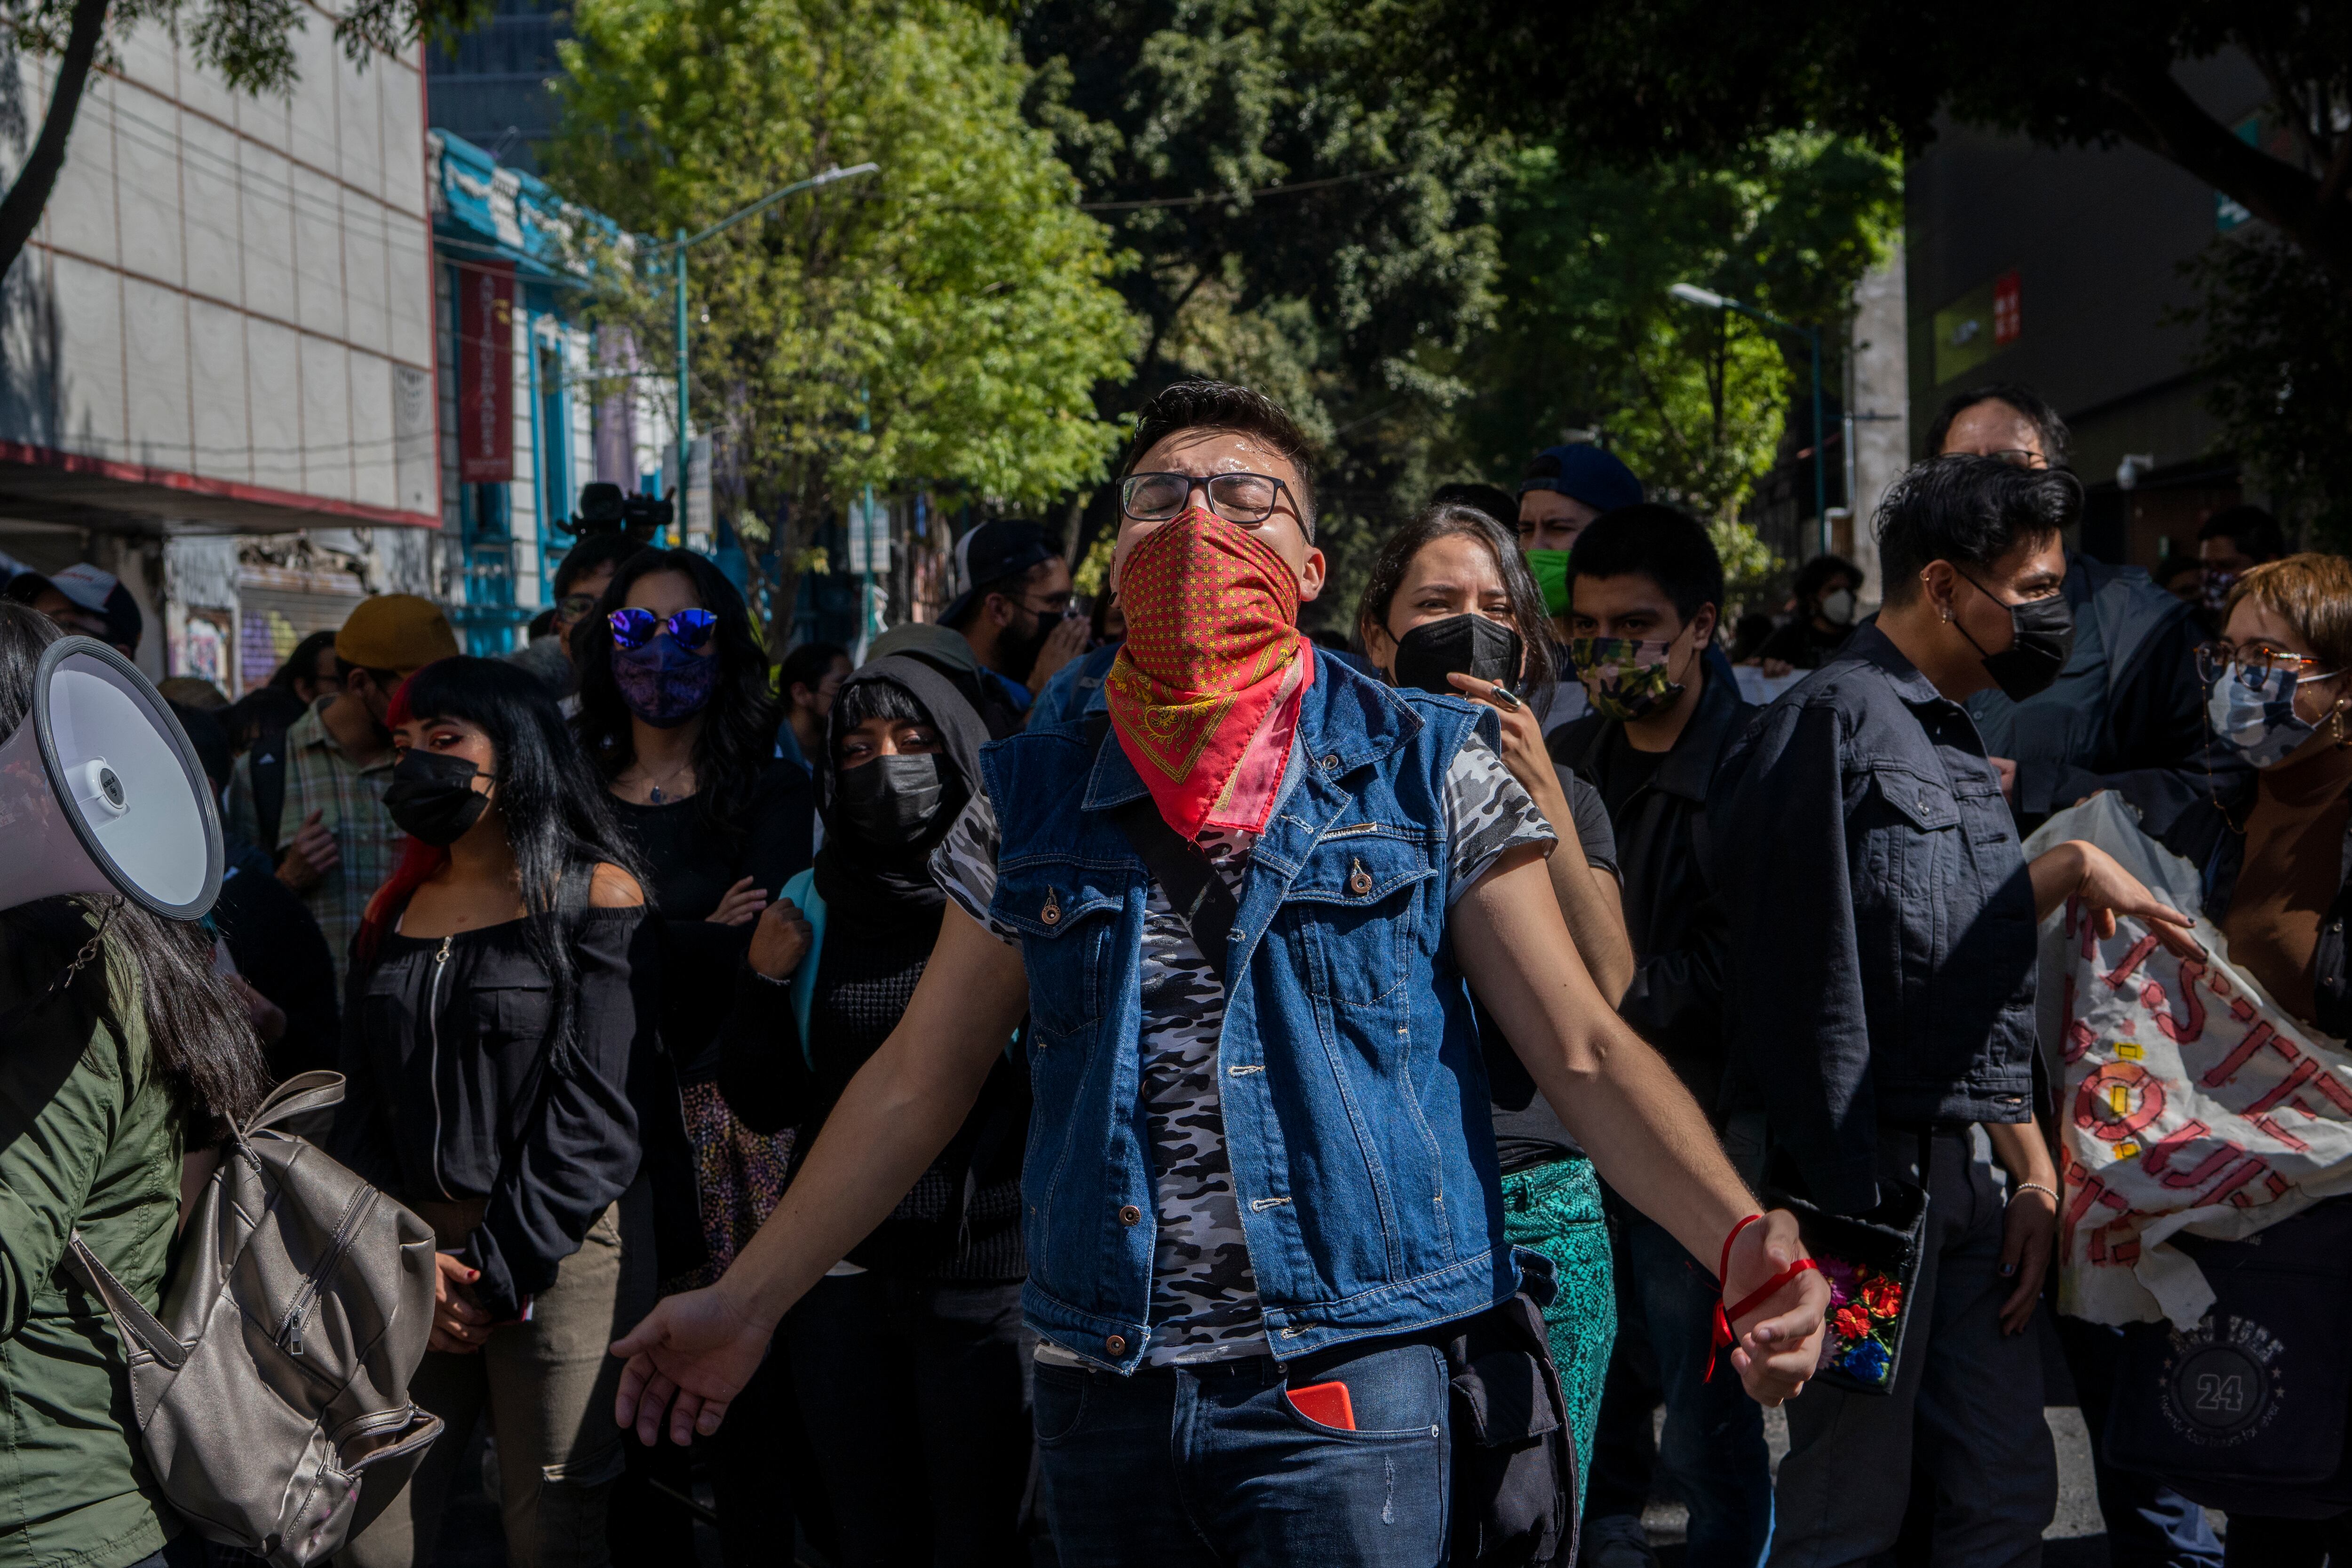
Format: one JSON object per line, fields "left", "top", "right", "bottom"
{"left": 942, "top": 520, "right": 1057, "bottom": 628}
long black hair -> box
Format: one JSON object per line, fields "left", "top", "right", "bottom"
{"left": 0, "top": 605, "right": 270, "bottom": 1143}
{"left": 1356, "top": 502, "right": 1558, "bottom": 712}
{"left": 377, "top": 656, "right": 646, "bottom": 1059}
{"left": 572, "top": 547, "right": 780, "bottom": 838}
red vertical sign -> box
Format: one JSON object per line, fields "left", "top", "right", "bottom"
{"left": 1992, "top": 269, "right": 2022, "bottom": 347}
{"left": 458, "top": 263, "right": 515, "bottom": 482}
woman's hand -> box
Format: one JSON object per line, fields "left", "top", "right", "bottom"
{"left": 230, "top": 975, "right": 286, "bottom": 1045}
{"left": 707, "top": 875, "right": 768, "bottom": 928}
{"left": 1723, "top": 1210, "right": 1830, "bottom": 1407}
{"left": 2030, "top": 840, "right": 2199, "bottom": 955}
{"left": 1998, "top": 1184, "right": 2058, "bottom": 1335}
{"left": 1446, "top": 673, "right": 1572, "bottom": 821}
{"left": 748, "top": 899, "right": 814, "bottom": 980}
{"left": 431, "top": 1253, "right": 491, "bottom": 1354}
{"left": 1986, "top": 1116, "right": 2060, "bottom": 1336}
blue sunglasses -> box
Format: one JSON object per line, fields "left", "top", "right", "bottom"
{"left": 608, "top": 606, "right": 719, "bottom": 652}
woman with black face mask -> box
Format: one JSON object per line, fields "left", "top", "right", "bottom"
{"left": 1354, "top": 503, "right": 1636, "bottom": 1505}
{"left": 573, "top": 547, "right": 816, "bottom": 1561}
{"left": 717, "top": 656, "right": 1035, "bottom": 1568}
{"left": 333, "top": 657, "right": 677, "bottom": 1568}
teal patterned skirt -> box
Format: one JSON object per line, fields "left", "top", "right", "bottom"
{"left": 1502, "top": 1154, "right": 1615, "bottom": 1511}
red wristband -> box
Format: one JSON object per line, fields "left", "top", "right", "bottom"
{"left": 1717, "top": 1212, "right": 1763, "bottom": 1286}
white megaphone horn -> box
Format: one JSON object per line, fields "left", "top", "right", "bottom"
{"left": 0, "top": 635, "right": 223, "bottom": 919}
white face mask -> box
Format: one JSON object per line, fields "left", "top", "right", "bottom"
{"left": 1820, "top": 588, "right": 1858, "bottom": 627}
{"left": 2207, "top": 661, "right": 2339, "bottom": 769}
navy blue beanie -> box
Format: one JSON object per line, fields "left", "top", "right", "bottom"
{"left": 1518, "top": 445, "right": 1644, "bottom": 515}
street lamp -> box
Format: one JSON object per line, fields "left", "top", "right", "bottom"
{"left": 1669, "top": 282, "right": 1829, "bottom": 555}
{"left": 664, "top": 162, "right": 881, "bottom": 537}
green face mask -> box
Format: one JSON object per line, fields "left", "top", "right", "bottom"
{"left": 1525, "top": 549, "right": 1570, "bottom": 618}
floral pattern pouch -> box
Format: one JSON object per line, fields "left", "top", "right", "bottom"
{"left": 1765, "top": 1176, "right": 1930, "bottom": 1396}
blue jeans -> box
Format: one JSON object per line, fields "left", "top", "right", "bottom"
{"left": 2054, "top": 1313, "right": 2223, "bottom": 1568}
{"left": 1034, "top": 1339, "right": 1452, "bottom": 1566}
{"left": 1586, "top": 1205, "right": 1773, "bottom": 1567}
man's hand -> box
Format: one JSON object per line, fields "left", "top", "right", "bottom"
{"left": 275, "top": 810, "right": 339, "bottom": 892}
{"left": 1027, "top": 614, "right": 1090, "bottom": 695}
{"left": 707, "top": 875, "right": 768, "bottom": 928}
{"left": 431, "top": 1253, "right": 491, "bottom": 1354}
{"left": 612, "top": 1282, "right": 773, "bottom": 1446}
{"left": 1990, "top": 755, "right": 2018, "bottom": 805}
{"left": 1722, "top": 1210, "right": 1829, "bottom": 1406}
{"left": 1998, "top": 1184, "right": 2058, "bottom": 1336}
{"left": 747, "top": 898, "right": 814, "bottom": 979}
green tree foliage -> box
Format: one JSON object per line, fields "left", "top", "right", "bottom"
{"left": 1438, "top": 133, "right": 1898, "bottom": 605}
{"left": 2181, "top": 231, "right": 2352, "bottom": 546}
{"left": 1015, "top": 0, "right": 1510, "bottom": 620}
{"left": 547, "top": 0, "right": 1138, "bottom": 642}
{"left": 1377, "top": 1, "right": 2352, "bottom": 277}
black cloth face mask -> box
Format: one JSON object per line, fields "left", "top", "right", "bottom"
{"left": 383, "top": 749, "right": 490, "bottom": 846}
{"left": 1392, "top": 613, "right": 1524, "bottom": 698}
{"left": 834, "top": 753, "right": 946, "bottom": 846}
{"left": 1955, "top": 570, "right": 2075, "bottom": 702}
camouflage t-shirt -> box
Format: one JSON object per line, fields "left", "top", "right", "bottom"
{"left": 931, "top": 730, "right": 1552, "bottom": 1365}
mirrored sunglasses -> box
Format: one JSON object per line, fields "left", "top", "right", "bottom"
{"left": 609, "top": 606, "right": 719, "bottom": 652}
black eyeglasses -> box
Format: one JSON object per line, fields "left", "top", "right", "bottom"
{"left": 1119, "top": 471, "right": 1291, "bottom": 525}
{"left": 608, "top": 607, "right": 719, "bottom": 652}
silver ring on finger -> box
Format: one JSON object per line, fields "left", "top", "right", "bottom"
{"left": 1490, "top": 685, "right": 1523, "bottom": 712}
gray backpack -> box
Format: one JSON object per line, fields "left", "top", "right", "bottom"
{"left": 65, "top": 1070, "right": 444, "bottom": 1565}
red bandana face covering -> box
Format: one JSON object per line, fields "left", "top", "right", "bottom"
{"left": 1105, "top": 508, "right": 1313, "bottom": 838}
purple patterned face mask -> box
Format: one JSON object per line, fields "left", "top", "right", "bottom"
{"left": 612, "top": 632, "right": 717, "bottom": 727}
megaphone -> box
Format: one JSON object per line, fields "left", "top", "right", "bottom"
{"left": 0, "top": 635, "right": 223, "bottom": 919}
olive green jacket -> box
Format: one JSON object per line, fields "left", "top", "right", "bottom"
{"left": 0, "top": 913, "right": 182, "bottom": 1568}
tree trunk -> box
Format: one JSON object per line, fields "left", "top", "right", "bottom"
{"left": 0, "top": 0, "right": 111, "bottom": 283}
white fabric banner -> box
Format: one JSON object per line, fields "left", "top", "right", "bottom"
{"left": 2024, "top": 794, "right": 2352, "bottom": 1329}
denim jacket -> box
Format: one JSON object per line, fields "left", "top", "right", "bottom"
{"left": 1709, "top": 624, "right": 2038, "bottom": 1215}
{"left": 979, "top": 652, "right": 1522, "bottom": 1372}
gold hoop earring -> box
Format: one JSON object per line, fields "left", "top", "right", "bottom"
{"left": 2334, "top": 700, "right": 2347, "bottom": 749}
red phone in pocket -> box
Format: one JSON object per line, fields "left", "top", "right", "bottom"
{"left": 1286, "top": 1379, "right": 1357, "bottom": 1431}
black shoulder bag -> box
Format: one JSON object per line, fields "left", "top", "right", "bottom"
{"left": 1089, "top": 717, "right": 1579, "bottom": 1566}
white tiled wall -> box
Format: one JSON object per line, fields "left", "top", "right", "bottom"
{"left": 0, "top": 6, "right": 435, "bottom": 518}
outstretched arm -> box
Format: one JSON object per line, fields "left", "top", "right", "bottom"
{"left": 1452, "top": 847, "right": 1829, "bottom": 1404}
{"left": 611, "top": 905, "right": 1029, "bottom": 1445}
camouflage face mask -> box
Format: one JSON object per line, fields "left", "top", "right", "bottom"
{"left": 1568, "top": 635, "right": 1686, "bottom": 721}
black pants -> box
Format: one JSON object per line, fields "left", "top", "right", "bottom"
{"left": 786, "top": 1272, "right": 1035, "bottom": 1568}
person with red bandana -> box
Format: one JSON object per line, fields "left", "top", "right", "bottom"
{"left": 613, "top": 381, "right": 1830, "bottom": 1564}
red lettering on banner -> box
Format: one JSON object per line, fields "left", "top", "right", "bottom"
{"left": 458, "top": 263, "right": 515, "bottom": 483}
{"left": 2075, "top": 1061, "right": 2166, "bottom": 1142}
{"left": 2194, "top": 1154, "right": 2270, "bottom": 1208}
{"left": 2246, "top": 1057, "right": 2323, "bottom": 1116}
{"left": 2061, "top": 1155, "right": 2130, "bottom": 1259}
{"left": 2248, "top": 1113, "right": 2312, "bottom": 1154}
{"left": 2202, "top": 1020, "right": 2279, "bottom": 1089}
{"left": 2139, "top": 1120, "right": 2212, "bottom": 1181}
{"left": 2143, "top": 959, "right": 2207, "bottom": 1043}
{"left": 2102, "top": 934, "right": 2163, "bottom": 990}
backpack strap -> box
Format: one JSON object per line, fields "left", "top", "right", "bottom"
{"left": 249, "top": 732, "right": 288, "bottom": 858}
{"left": 64, "top": 1232, "right": 188, "bottom": 1370}
{"left": 781, "top": 867, "right": 826, "bottom": 1064}
{"left": 1086, "top": 715, "right": 1238, "bottom": 985}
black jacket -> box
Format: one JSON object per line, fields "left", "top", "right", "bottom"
{"left": 1710, "top": 624, "right": 2041, "bottom": 1215}
{"left": 1549, "top": 669, "right": 1751, "bottom": 1113}
{"left": 333, "top": 904, "right": 673, "bottom": 1317}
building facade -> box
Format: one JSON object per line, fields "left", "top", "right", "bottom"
{"left": 0, "top": 11, "right": 438, "bottom": 688}
{"left": 1903, "top": 53, "right": 2266, "bottom": 569}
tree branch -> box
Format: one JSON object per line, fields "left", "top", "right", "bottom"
{"left": 0, "top": 0, "right": 109, "bottom": 282}
{"left": 2102, "top": 63, "right": 2352, "bottom": 274}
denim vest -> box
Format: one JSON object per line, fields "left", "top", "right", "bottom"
{"left": 979, "top": 651, "right": 1522, "bottom": 1372}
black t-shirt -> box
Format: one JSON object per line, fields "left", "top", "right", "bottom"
{"left": 1488, "top": 765, "right": 1621, "bottom": 1174}
{"left": 1595, "top": 731, "right": 1667, "bottom": 818}
{"left": 609, "top": 756, "right": 815, "bottom": 1081}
